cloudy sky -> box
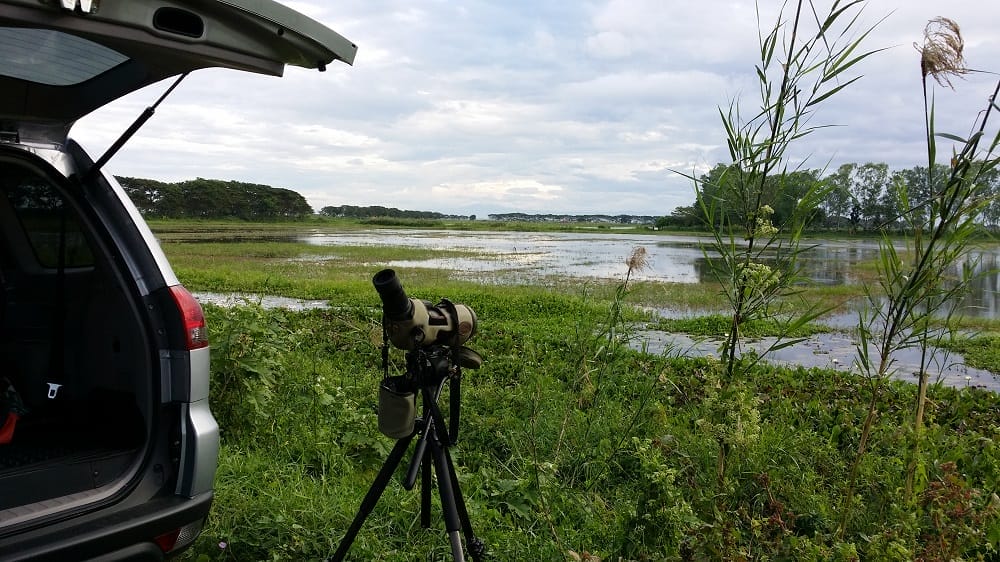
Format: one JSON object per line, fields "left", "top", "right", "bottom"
{"left": 73, "top": 1, "right": 1000, "bottom": 218}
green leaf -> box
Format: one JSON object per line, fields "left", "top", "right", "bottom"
{"left": 767, "top": 337, "right": 808, "bottom": 352}
{"left": 806, "top": 76, "right": 861, "bottom": 107}
{"left": 936, "top": 132, "right": 968, "bottom": 144}
{"left": 820, "top": 0, "right": 865, "bottom": 34}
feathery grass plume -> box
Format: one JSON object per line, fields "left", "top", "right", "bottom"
{"left": 916, "top": 17, "right": 967, "bottom": 89}
{"left": 625, "top": 246, "right": 649, "bottom": 275}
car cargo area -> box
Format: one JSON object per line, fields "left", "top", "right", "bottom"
{"left": 0, "top": 157, "right": 150, "bottom": 513}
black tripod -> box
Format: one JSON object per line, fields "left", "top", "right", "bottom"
{"left": 330, "top": 347, "right": 485, "bottom": 562}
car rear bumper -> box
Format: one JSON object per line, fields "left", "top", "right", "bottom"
{"left": 0, "top": 491, "right": 213, "bottom": 561}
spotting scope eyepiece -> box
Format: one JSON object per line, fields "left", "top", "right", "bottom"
{"left": 373, "top": 268, "right": 414, "bottom": 321}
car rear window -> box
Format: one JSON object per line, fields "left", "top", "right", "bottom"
{"left": 0, "top": 162, "right": 94, "bottom": 268}
{"left": 0, "top": 27, "right": 127, "bottom": 86}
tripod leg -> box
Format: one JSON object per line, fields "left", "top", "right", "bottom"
{"left": 329, "top": 434, "right": 414, "bottom": 562}
{"left": 442, "top": 445, "right": 487, "bottom": 562}
{"left": 403, "top": 430, "right": 429, "bottom": 490}
{"left": 403, "top": 414, "right": 435, "bottom": 526}
{"left": 428, "top": 436, "right": 467, "bottom": 562}
{"left": 449, "top": 374, "right": 461, "bottom": 444}
{"left": 425, "top": 388, "right": 486, "bottom": 561}
{"left": 421, "top": 451, "right": 432, "bottom": 528}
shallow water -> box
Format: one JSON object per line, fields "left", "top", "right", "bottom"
{"left": 635, "top": 329, "right": 998, "bottom": 391}
{"left": 302, "top": 229, "right": 1000, "bottom": 319}
{"left": 195, "top": 292, "right": 332, "bottom": 311}
{"left": 192, "top": 290, "right": 998, "bottom": 391}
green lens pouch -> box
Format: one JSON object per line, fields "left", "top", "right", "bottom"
{"left": 378, "top": 377, "right": 416, "bottom": 439}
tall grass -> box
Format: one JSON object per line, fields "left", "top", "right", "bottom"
{"left": 840, "top": 17, "right": 1000, "bottom": 536}
{"left": 679, "top": 0, "right": 881, "bottom": 524}
{"left": 689, "top": 0, "right": 881, "bottom": 381}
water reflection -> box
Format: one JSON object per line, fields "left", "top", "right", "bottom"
{"left": 302, "top": 229, "right": 999, "bottom": 318}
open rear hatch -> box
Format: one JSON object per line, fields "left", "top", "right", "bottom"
{"left": 0, "top": 0, "right": 357, "bottom": 144}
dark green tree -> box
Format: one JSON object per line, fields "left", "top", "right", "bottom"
{"left": 117, "top": 177, "right": 313, "bottom": 219}
{"left": 978, "top": 164, "right": 1000, "bottom": 227}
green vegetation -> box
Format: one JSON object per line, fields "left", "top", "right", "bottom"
{"left": 676, "top": 1, "right": 888, "bottom": 545}
{"left": 835, "top": 16, "right": 1000, "bottom": 520}
{"left": 651, "top": 314, "right": 831, "bottom": 339}
{"left": 942, "top": 333, "right": 1000, "bottom": 373}
{"left": 175, "top": 270, "right": 1000, "bottom": 560}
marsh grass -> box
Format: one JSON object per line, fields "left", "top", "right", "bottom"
{"left": 651, "top": 313, "right": 832, "bottom": 338}
{"left": 160, "top": 234, "right": 891, "bottom": 319}
{"left": 161, "top": 240, "right": 479, "bottom": 262}
{"left": 940, "top": 333, "right": 1000, "bottom": 372}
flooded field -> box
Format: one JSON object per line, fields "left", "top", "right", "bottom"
{"left": 302, "top": 228, "right": 1000, "bottom": 319}
{"left": 192, "top": 227, "right": 999, "bottom": 389}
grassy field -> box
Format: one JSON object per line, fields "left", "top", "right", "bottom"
{"left": 162, "top": 221, "right": 1000, "bottom": 561}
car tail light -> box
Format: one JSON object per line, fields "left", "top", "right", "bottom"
{"left": 154, "top": 518, "right": 205, "bottom": 553}
{"left": 153, "top": 529, "right": 180, "bottom": 553}
{"left": 168, "top": 285, "right": 209, "bottom": 350}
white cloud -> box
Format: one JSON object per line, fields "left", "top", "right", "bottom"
{"left": 288, "top": 125, "right": 378, "bottom": 148}
{"left": 69, "top": 0, "right": 1000, "bottom": 217}
{"left": 288, "top": 153, "right": 405, "bottom": 173}
{"left": 585, "top": 31, "right": 633, "bottom": 59}
{"left": 587, "top": 0, "right": 761, "bottom": 63}
{"left": 401, "top": 98, "right": 544, "bottom": 135}
{"left": 431, "top": 179, "right": 564, "bottom": 205}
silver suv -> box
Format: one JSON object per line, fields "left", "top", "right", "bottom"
{"left": 0, "top": 1, "right": 355, "bottom": 559}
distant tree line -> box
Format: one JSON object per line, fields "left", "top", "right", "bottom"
{"left": 319, "top": 205, "right": 474, "bottom": 220}
{"left": 117, "top": 177, "right": 312, "bottom": 219}
{"left": 658, "top": 162, "right": 1000, "bottom": 231}
{"left": 488, "top": 213, "right": 658, "bottom": 224}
